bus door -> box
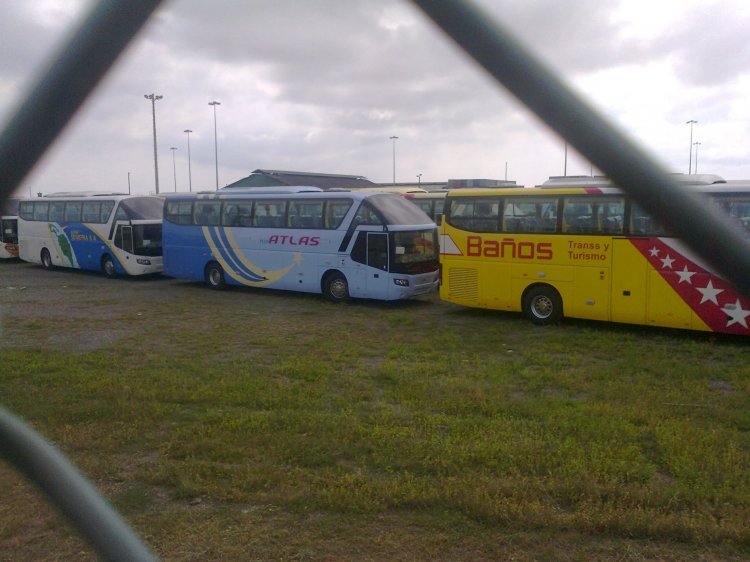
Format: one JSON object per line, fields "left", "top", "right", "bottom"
{"left": 348, "top": 230, "right": 390, "bottom": 297}
{"left": 610, "top": 238, "right": 647, "bottom": 325}
{"left": 366, "top": 232, "right": 390, "bottom": 294}
{"left": 114, "top": 224, "right": 134, "bottom": 254}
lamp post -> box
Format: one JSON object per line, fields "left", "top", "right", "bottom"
{"left": 389, "top": 135, "right": 398, "bottom": 184}
{"left": 144, "top": 93, "right": 163, "bottom": 193}
{"left": 686, "top": 119, "right": 697, "bottom": 174}
{"left": 170, "top": 147, "right": 177, "bottom": 191}
{"left": 209, "top": 101, "right": 221, "bottom": 189}
{"left": 417, "top": 173, "right": 422, "bottom": 186}
{"left": 564, "top": 142, "right": 568, "bottom": 176}
{"left": 184, "top": 129, "right": 193, "bottom": 192}
{"left": 693, "top": 142, "right": 702, "bottom": 174}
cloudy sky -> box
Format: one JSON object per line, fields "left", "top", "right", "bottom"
{"left": 2, "top": 0, "right": 750, "bottom": 197}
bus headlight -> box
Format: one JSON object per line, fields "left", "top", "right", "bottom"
{"left": 393, "top": 278, "right": 410, "bottom": 287}
{"left": 136, "top": 258, "right": 152, "bottom": 265}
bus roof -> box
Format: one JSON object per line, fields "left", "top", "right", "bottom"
{"left": 216, "top": 186, "right": 323, "bottom": 194}
{"left": 354, "top": 186, "right": 428, "bottom": 194}
{"left": 42, "top": 191, "right": 130, "bottom": 198}
{"left": 446, "top": 182, "right": 750, "bottom": 198}
{"left": 539, "top": 173, "right": 727, "bottom": 189}
{"left": 165, "top": 190, "right": 400, "bottom": 201}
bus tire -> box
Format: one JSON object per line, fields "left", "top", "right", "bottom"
{"left": 40, "top": 248, "right": 53, "bottom": 270}
{"left": 101, "top": 255, "right": 116, "bottom": 278}
{"left": 205, "top": 262, "right": 226, "bottom": 290}
{"left": 523, "top": 285, "right": 563, "bottom": 325}
{"left": 322, "top": 271, "right": 349, "bottom": 302}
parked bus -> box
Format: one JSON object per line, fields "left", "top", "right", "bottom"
{"left": 405, "top": 191, "right": 448, "bottom": 223}
{"left": 162, "top": 189, "right": 439, "bottom": 301}
{"left": 18, "top": 193, "right": 163, "bottom": 276}
{"left": 1, "top": 198, "right": 19, "bottom": 259}
{"left": 439, "top": 176, "right": 750, "bottom": 335}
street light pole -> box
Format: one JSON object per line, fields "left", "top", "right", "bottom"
{"left": 564, "top": 142, "right": 568, "bottom": 176}
{"left": 144, "top": 93, "right": 163, "bottom": 194}
{"left": 209, "top": 101, "right": 221, "bottom": 189}
{"left": 389, "top": 135, "right": 398, "bottom": 184}
{"left": 417, "top": 173, "right": 422, "bottom": 186}
{"left": 686, "top": 119, "right": 697, "bottom": 174}
{"left": 184, "top": 129, "right": 193, "bottom": 192}
{"left": 693, "top": 142, "right": 702, "bottom": 174}
{"left": 170, "top": 147, "right": 177, "bottom": 191}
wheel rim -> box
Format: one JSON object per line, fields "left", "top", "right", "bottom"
{"left": 104, "top": 258, "right": 114, "bottom": 276}
{"left": 531, "top": 295, "right": 554, "bottom": 319}
{"left": 329, "top": 277, "right": 347, "bottom": 300}
{"left": 209, "top": 268, "right": 222, "bottom": 286}
{"left": 42, "top": 250, "right": 51, "bottom": 268}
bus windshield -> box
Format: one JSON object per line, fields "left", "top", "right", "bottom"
{"left": 391, "top": 229, "right": 439, "bottom": 274}
{"left": 133, "top": 224, "right": 162, "bottom": 256}
{"left": 118, "top": 197, "right": 164, "bottom": 220}
{"left": 368, "top": 193, "right": 433, "bottom": 225}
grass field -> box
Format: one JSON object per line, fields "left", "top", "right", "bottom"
{"left": 1, "top": 262, "right": 749, "bottom": 560}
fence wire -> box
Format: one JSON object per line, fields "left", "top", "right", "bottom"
{"left": 0, "top": 0, "right": 748, "bottom": 559}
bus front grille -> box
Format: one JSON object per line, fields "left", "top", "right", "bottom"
{"left": 448, "top": 268, "right": 479, "bottom": 302}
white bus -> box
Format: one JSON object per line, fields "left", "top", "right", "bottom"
{"left": 18, "top": 193, "right": 163, "bottom": 276}
{"left": 162, "top": 189, "right": 439, "bottom": 301}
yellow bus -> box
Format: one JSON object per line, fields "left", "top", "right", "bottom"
{"left": 404, "top": 191, "right": 448, "bottom": 222}
{"left": 439, "top": 176, "right": 750, "bottom": 335}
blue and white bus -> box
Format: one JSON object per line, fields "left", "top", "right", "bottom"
{"left": 18, "top": 193, "right": 163, "bottom": 276}
{"left": 162, "top": 188, "right": 439, "bottom": 301}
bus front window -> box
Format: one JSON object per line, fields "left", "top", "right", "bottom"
{"left": 390, "top": 229, "right": 439, "bottom": 273}
{"left": 133, "top": 224, "right": 163, "bottom": 256}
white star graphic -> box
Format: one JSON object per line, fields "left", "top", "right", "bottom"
{"left": 649, "top": 246, "right": 660, "bottom": 257}
{"left": 697, "top": 280, "right": 723, "bottom": 305}
{"left": 660, "top": 254, "right": 675, "bottom": 269}
{"left": 722, "top": 299, "right": 750, "bottom": 329}
{"left": 676, "top": 266, "right": 695, "bottom": 284}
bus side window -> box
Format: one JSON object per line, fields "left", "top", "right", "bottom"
{"left": 473, "top": 200, "right": 500, "bottom": 232}
{"left": 64, "top": 202, "right": 82, "bottom": 223}
{"left": 434, "top": 199, "right": 445, "bottom": 222}
{"left": 721, "top": 197, "right": 750, "bottom": 236}
{"left": 33, "top": 202, "right": 49, "bottom": 221}
{"left": 253, "top": 200, "right": 287, "bottom": 228}
{"left": 289, "top": 201, "right": 324, "bottom": 228}
{"left": 165, "top": 201, "right": 192, "bottom": 225}
{"left": 49, "top": 202, "right": 65, "bottom": 222}
{"left": 503, "top": 198, "right": 558, "bottom": 233}
{"left": 563, "top": 200, "right": 593, "bottom": 233}
{"left": 101, "top": 201, "right": 115, "bottom": 223}
{"left": 353, "top": 202, "right": 383, "bottom": 226}
{"left": 19, "top": 201, "right": 34, "bottom": 220}
{"left": 236, "top": 202, "right": 253, "bottom": 226}
{"left": 82, "top": 201, "right": 101, "bottom": 223}
{"left": 415, "top": 201, "right": 433, "bottom": 219}
{"left": 630, "top": 203, "right": 669, "bottom": 236}
{"left": 601, "top": 199, "right": 624, "bottom": 234}
{"left": 325, "top": 200, "right": 352, "bottom": 229}
{"left": 448, "top": 198, "right": 499, "bottom": 232}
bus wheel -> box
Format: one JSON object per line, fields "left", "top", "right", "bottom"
{"left": 205, "top": 262, "right": 226, "bottom": 290}
{"left": 101, "top": 255, "right": 116, "bottom": 278}
{"left": 523, "top": 285, "right": 563, "bottom": 325}
{"left": 323, "top": 272, "right": 349, "bottom": 302}
{"left": 40, "top": 248, "right": 53, "bottom": 270}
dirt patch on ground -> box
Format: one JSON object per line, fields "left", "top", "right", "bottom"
{"left": 1, "top": 261, "right": 181, "bottom": 352}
